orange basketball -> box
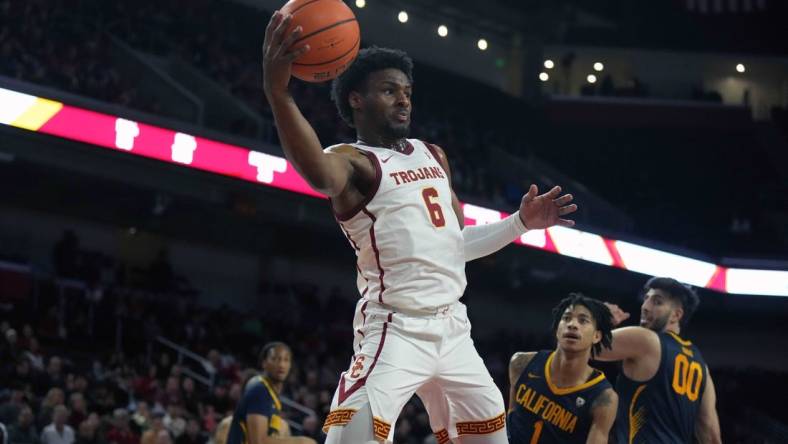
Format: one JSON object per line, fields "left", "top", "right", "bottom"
{"left": 280, "top": 0, "right": 361, "bottom": 83}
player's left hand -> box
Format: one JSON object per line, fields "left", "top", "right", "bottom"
{"left": 518, "top": 184, "right": 577, "bottom": 229}
{"left": 604, "top": 302, "right": 631, "bottom": 327}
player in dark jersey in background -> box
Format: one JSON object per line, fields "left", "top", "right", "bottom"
{"left": 508, "top": 294, "right": 618, "bottom": 443}
{"left": 601, "top": 277, "right": 721, "bottom": 444}
{"left": 227, "top": 342, "right": 316, "bottom": 444}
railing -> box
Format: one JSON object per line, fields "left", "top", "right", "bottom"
{"left": 280, "top": 397, "right": 318, "bottom": 433}
{"left": 155, "top": 336, "right": 216, "bottom": 388}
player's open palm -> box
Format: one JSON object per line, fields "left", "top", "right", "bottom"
{"left": 518, "top": 184, "right": 577, "bottom": 230}
{"left": 604, "top": 302, "right": 631, "bottom": 326}
{"left": 262, "top": 11, "right": 310, "bottom": 95}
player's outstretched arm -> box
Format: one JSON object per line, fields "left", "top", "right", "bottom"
{"left": 262, "top": 11, "right": 354, "bottom": 197}
{"left": 508, "top": 352, "right": 536, "bottom": 411}
{"left": 427, "top": 144, "right": 577, "bottom": 261}
{"left": 695, "top": 366, "right": 722, "bottom": 444}
{"left": 586, "top": 388, "right": 618, "bottom": 444}
{"left": 594, "top": 326, "right": 660, "bottom": 362}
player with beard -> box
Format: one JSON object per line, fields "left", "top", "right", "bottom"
{"left": 508, "top": 294, "right": 617, "bottom": 443}
{"left": 227, "top": 342, "right": 315, "bottom": 444}
{"left": 600, "top": 277, "right": 721, "bottom": 443}
{"left": 262, "top": 11, "right": 577, "bottom": 444}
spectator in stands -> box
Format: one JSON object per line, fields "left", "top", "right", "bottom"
{"left": 199, "top": 407, "right": 217, "bottom": 436}
{"left": 8, "top": 359, "right": 34, "bottom": 392}
{"left": 141, "top": 413, "right": 166, "bottom": 444}
{"left": 70, "top": 380, "right": 89, "bottom": 403}
{"left": 2, "top": 329, "right": 20, "bottom": 362}
{"left": 201, "top": 387, "right": 229, "bottom": 417}
{"left": 36, "top": 389, "right": 65, "bottom": 430}
{"left": 158, "top": 378, "right": 181, "bottom": 408}
{"left": 162, "top": 406, "right": 185, "bottom": 439}
{"left": 174, "top": 419, "right": 204, "bottom": 444}
{"left": 131, "top": 402, "right": 151, "bottom": 431}
{"left": 24, "top": 339, "right": 45, "bottom": 373}
{"left": 180, "top": 379, "right": 199, "bottom": 417}
{"left": 156, "top": 355, "right": 173, "bottom": 381}
{"left": 39, "top": 406, "right": 74, "bottom": 444}
{"left": 105, "top": 409, "right": 136, "bottom": 444}
{"left": 7, "top": 405, "right": 38, "bottom": 444}
{"left": 0, "top": 387, "right": 26, "bottom": 426}
{"left": 66, "top": 394, "right": 87, "bottom": 430}
{"left": 73, "top": 421, "right": 99, "bottom": 444}
{"left": 38, "top": 358, "right": 65, "bottom": 395}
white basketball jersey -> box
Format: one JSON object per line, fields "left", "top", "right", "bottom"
{"left": 330, "top": 139, "right": 466, "bottom": 313}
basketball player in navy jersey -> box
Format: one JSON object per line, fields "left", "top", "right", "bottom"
{"left": 600, "top": 277, "right": 721, "bottom": 443}
{"left": 508, "top": 294, "right": 618, "bottom": 443}
{"left": 227, "top": 342, "right": 315, "bottom": 444}
{"left": 263, "top": 10, "right": 577, "bottom": 444}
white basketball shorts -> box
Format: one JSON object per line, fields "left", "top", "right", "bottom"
{"left": 322, "top": 300, "right": 506, "bottom": 442}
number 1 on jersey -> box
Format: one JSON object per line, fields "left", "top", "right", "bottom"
{"left": 421, "top": 187, "right": 446, "bottom": 227}
{"left": 530, "top": 420, "right": 543, "bottom": 444}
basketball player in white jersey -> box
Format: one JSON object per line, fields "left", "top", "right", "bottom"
{"left": 262, "top": 12, "right": 577, "bottom": 444}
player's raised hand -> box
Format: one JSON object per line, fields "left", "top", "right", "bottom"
{"left": 262, "top": 11, "right": 310, "bottom": 96}
{"left": 518, "top": 184, "right": 577, "bottom": 230}
{"left": 604, "top": 302, "right": 631, "bottom": 327}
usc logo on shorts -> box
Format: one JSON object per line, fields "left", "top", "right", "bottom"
{"left": 350, "top": 356, "right": 366, "bottom": 378}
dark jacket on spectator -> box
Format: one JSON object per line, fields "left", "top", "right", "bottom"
{"left": 7, "top": 423, "right": 39, "bottom": 444}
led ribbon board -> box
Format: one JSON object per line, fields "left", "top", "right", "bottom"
{"left": 1, "top": 87, "right": 786, "bottom": 296}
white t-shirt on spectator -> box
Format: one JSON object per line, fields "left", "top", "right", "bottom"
{"left": 40, "top": 424, "right": 74, "bottom": 444}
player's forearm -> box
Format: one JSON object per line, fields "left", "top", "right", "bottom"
{"left": 585, "top": 428, "right": 608, "bottom": 444}
{"left": 462, "top": 212, "right": 527, "bottom": 261}
{"left": 266, "top": 91, "right": 347, "bottom": 195}
{"left": 595, "top": 327, "right": 654, "bottom": 362}
{"left": 695, "top": 416, "right": 722, "bottom": 444}
{"left": 695, "top": 426, "right": 721, "bottom": 444}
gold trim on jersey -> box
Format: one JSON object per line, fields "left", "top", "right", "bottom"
{"left": 628, "top": 384, "right": 647, "bottom": 444}
{"left": 544, "top": 351, "right": 607, "bottom": 395}
{"left": 667, "top": 331, "right": 693, "bottom": 346}
{"left": 259, "top": 376, "right": 282, "bottom": 411}
{"left": 239, "top": 420, "right": 248, "bottom": 444}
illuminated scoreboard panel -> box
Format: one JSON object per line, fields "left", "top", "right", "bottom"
{"left": 1, "top": 87, "right": 786, "bottom": 297}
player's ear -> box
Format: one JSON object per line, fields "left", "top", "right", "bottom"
{"left": 592, "top": 329, "right": 601, "bottom": 345}
{"left": 349, "top": 91, "right": 363, "bottom": 111}
{"left": 672, "top": 304, "right": 684, "bottom": 326}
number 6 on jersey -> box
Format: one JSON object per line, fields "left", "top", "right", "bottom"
{"left": 421, "top": 187, "right": 446, "bottom": 227}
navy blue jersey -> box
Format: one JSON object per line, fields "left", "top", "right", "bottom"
{"left": 508, "top": 350, "right": 613, "bottom": 444}
{"left": 614, "top": 332, "right": 708, "bottom": 444}
{"left": 227, "top": 376, "right": 283, "bottom": 444}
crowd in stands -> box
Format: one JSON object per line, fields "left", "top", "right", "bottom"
{"left": 0, "top": 1, "right": 163, "bottom": 117}
{"left": 1, "top": 231, "right": 787, "bottom": 444}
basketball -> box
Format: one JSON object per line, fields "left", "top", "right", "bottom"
{"left": 280, "top": 0, "right": 361, "bottom": 83}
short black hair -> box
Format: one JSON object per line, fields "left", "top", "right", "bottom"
{"left": 258, "top": 341, "right": 291, "bottom": 366}
{"left": 551, "top": 293, "right": 613, "bottom": 357}
{"left": 330, "top": 46, "right": 414, "bottom": 127}
{"left": 643, "top": 277, "right": 700, "bottom": 328}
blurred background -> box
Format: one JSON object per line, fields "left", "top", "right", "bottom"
{"left": 1, "top": 0, "right": 787, "bottom": 443}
